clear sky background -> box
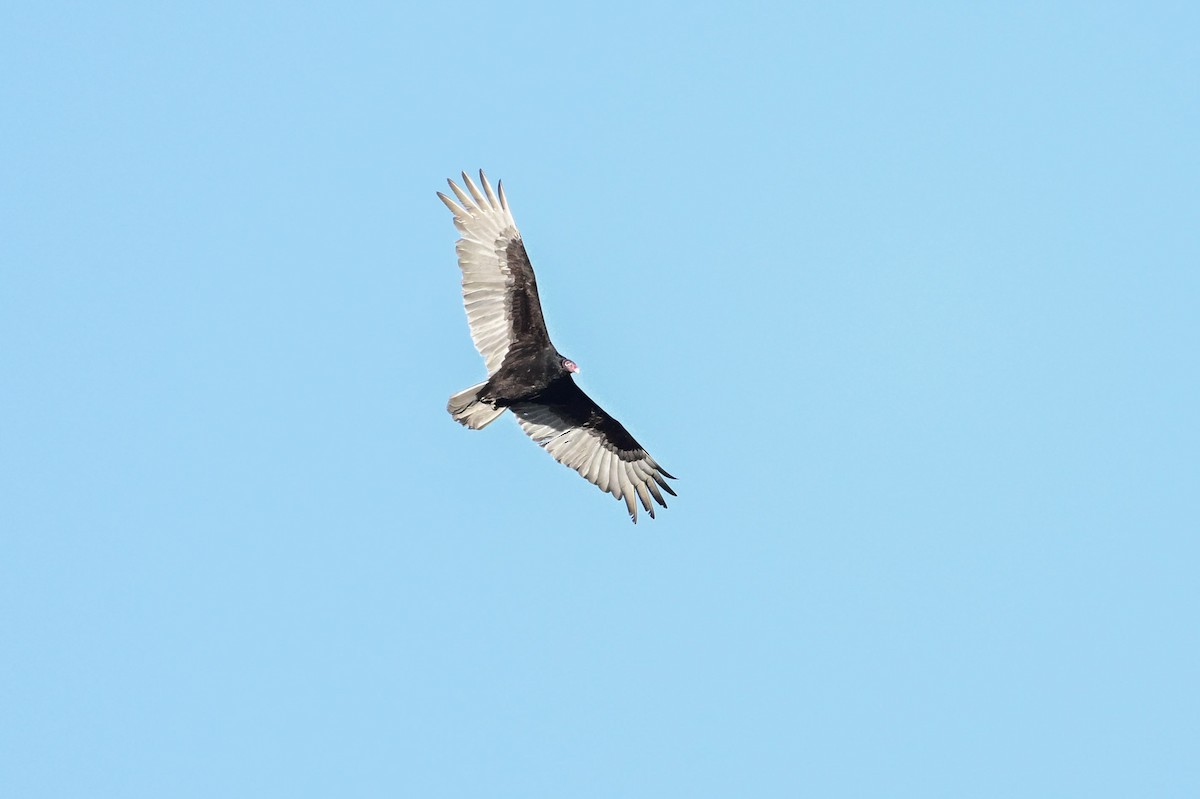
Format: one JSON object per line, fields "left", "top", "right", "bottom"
{"left": 2, "top": 2, "right": 1197, "bottom": 796}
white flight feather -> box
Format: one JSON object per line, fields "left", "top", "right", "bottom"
{"left": 440, "top": 170, "right": 522, "bottom": 375}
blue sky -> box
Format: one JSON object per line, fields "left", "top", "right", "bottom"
{"left": 2, "top": 2, "right": 1197, "bottom": 796}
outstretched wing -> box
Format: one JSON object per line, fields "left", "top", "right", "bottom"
{"left": 437, "top": 171, "right": 551, "bottom": 375}
{"left": 510, "top": 378, "right": 676, "bottom": 523}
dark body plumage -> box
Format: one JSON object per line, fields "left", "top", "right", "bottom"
{"left": 480, "top": 347, "right": 569, "bottom": 407}
{"left": 439, "top": 171, "right": 675, "bottom": 522}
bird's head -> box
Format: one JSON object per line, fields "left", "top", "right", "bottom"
{"left": 560, "top": 355, "right": 579, "bottom": 375}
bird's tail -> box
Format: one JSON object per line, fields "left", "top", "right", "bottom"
{"left": 447, "top": 382, "right": 505, "bottom": 430}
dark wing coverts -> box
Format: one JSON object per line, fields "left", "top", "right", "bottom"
{"left": 511, "top": 380, "right": 676, "bottom": 523}
{"left": 437, "top": 172, "right": 550, "bottom": 373}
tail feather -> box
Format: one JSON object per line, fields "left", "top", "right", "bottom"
{"left": 447, "top": 382, "right": 505, "bottom": 430}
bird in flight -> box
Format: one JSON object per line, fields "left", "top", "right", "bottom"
{"left": 438, "top": 170, "right": 676, "bottom": 523}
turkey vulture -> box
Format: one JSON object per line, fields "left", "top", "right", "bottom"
{"left": 438, "top": 170, "right": 676, "bottom": 523}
